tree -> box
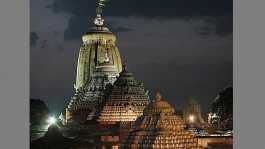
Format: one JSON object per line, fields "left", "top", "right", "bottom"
{"left": 30, "top": 99, "right": 49, "bottom": 125}
{"left": 209, "top": 86, "right": 233, "bottom": 131}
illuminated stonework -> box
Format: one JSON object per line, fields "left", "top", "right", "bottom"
{"left": 183, "top": 98, "right": 205, "bottom": 125}
{"left": 75, "top": 27, "right": 122, "bottom": 90}
{"left": 121, "top": 92, "right": 201, "bottom": 149}
{"left": 63, "top": 26, "right": 123, "bottom": 124}
{"left": 97, "top": 66, "right": 150, "bottom": 124}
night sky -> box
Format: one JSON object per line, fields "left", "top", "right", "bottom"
{"left": 30, "top": 0, "right": 233, "bottom": 114}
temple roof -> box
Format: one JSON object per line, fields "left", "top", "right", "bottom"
{"left": 97, "top": 67, "right": 149, "bottom": 124}
{"left": 112, "top": 64, "right": 137, "bottom": 87}
{"left": 143, "top": 92, "right": 175, "bottom": 116}
{"left": 86, "top": 26, "right": 112, "bottom": 34}
{"left": 121, "top": 92, "right": 201, "bottom": 149}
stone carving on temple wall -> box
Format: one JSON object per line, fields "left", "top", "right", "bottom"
{"left": 121, "top": 92, "right": 202, "bottom": 149}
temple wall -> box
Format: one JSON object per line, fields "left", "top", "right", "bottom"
{"left": 75, "top": 32, "right": 122, "bottom": 90}
{"left": 197, "top": 136, "right": 233, "bottom": 148}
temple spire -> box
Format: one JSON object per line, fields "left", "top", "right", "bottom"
{"left": 155, "top": 91, "right": 162, "bottom": 101}
{"left": 94, "top": 0, "right": 108, "bottom": 26}
{"left": 122, "top": 62, "right": 127, "bottom": 72}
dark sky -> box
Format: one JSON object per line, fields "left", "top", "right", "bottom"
{"left": 30, "top": 0, "right": 233, "bottom": 114}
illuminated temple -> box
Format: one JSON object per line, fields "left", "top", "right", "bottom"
{"left": 183, "top": 98, "right": 205, "bottom": 126}
{"left": 98, "top": 66, "right": 150, "bottom": 124}
{"left": 44, "top": 0, "right": 234, "bottom": 149}
{"left": 121, "top": 92, "right": 201, "bottom": 149}
{"left": 63, "top": 1, "right": 123, "bottom": 124}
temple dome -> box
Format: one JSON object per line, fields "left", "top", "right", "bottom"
{"left": 143, "top": 92, "right": 175, "bottom": 116}
{"left": 121, "top": 92, "right": 201, "bottom": 149}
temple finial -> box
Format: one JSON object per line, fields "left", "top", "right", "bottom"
{"left": 155, "top": 91, "right": 162, "bottom": 101}
{"left": 94, "top": 0, "right": 107, "bottom": 26}
{"left": 122, "top": 61, "right": 127, "bottom": 72}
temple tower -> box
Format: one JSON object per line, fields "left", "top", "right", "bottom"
{"left": 75, "top": 27, "right": 122, "bottom": 90}
{"left": 121, "top": 92, "right": 202, "bottom": 149}
{"left": 183, "top": 98, "right": 205, "bottom": 125}
{"left": 64, "top": 0, "right": 123, "bottom": 124}
{"left": 97, "top": 65, "right": 150, "bottom": 124}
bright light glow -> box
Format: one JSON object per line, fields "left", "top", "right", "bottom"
{"left": 189, "top": 115, "right": 195, "bottom": 123}
{"left": 211, "top": 113, "right": 218, "bottom": 118}
{"left": 47, "top": 116, "right": 57, "bottom": 125}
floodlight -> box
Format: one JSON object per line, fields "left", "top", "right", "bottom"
{"left": 47, "top": 116, "right": 57, "bottom": 125}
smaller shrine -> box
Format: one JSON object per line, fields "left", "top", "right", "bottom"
{"left": 121, "top": 92, "right": 202, "bottom": 149}
{"left": 97, "top": 65, "right": 150, "bottom": 124}
{"left": 183, "top": 98, "right": 205, "bottom": 126}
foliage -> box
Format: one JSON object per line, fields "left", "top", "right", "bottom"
{"left": 209, "top": 86, "right": 233, "bottom": 131}
{"left": 30, "top": 99, "right": 49, "bottom": 125}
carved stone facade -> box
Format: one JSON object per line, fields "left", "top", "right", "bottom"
{"left": 75, "top": 27, "right": 122, "bottom": 90}
{"left": 183, "top": 98, "right": 205, "bottom": 126}
{"left": 121, "top": 92, "right": 202, "bottom": 149}
{"left": 97, "top": 67, "right": 150, "bottom": 124}
{"left": 63, "top": 27, "right": 123, "bottom": 124}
